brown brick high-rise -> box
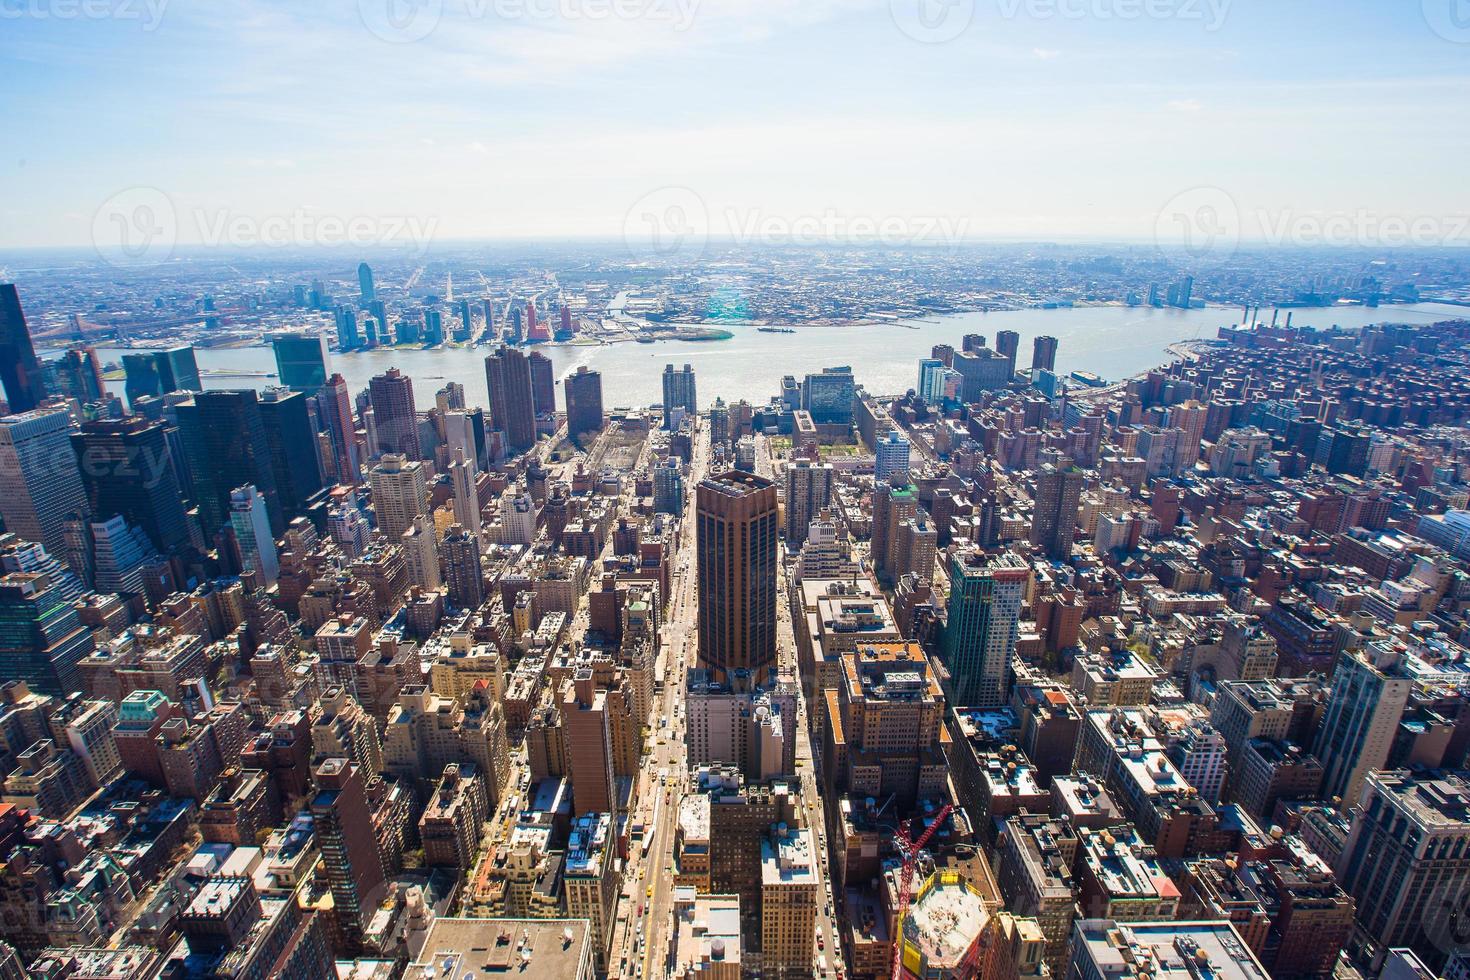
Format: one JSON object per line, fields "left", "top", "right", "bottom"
{"left": 696, "top": 470, "right": 778, "bottom": 686}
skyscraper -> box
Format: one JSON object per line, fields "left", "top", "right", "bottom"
{"left": 1030, "top": 464, "right": 1083, "bottom": 561}
{"left": 368, "top": 367, "right": 419, "bottom": 459}
{"left": 941, "top": 550, "right": 1027, "bottom": 707}
{"left": 564, "top": 366, "right": 604, "bottom": 442}
{"left": 874, "top": 429, "right": 912, "bottom": 483}
{"left": 318, "top": 374, "right": 361, "bottom": 484}
{"left": 270, "top": 332, "right": 331, "bottom": 391}
{"left": 1312, "top": 646, "right": 1412, "bottom": 808}
{"left": 71, "top": 417, "right": 190, "bottom": 554}
{"left": 996, "top": 329, "right": 1020, "bottom": 376}
{"left": 0, "top": 285, "right": 46, "bottom": 414}
{"left": 1032, "top": 335, "right": 1059, "bottom": 373}
{"left": 47, "top": 348, "right": 106, "bottom": 404}
{"left": 0, "top": 571, "right": 95, "bottom": 695}
{"left": 528, "top": 351, "right": 555, "bottom": 419}
{"left": 662, "top": 363, "right": 697, "bottom": 429}
{"left": 258, "top": 388, "right": 324, "bottom": 521}
{"left": 484, "top": 346, "right": 536, "bottom": 454}
{"left": 123, "top": 347, "right": 202, "bottom": 404}
{"left": 0, "top": 408, "right": 91, "bottom": 565}
{"left": 440, "top": 524, "right": 484, "bottom": 610}
{"left": 917, "top": 358, "right": 947, "bottom": 404}
{"left": 696, "top": 471, "right": 778, "bottom": 685}
{"left": 368, "top": 454, "right": 428, "bottom": 541}
{"left": 230, "top": 484, "right": 279, "bottom": 589}
{"left": 801, "top": 366, "right": 856, "bottom": 425}
{"left": 358, "top": 262, "right": 375, "bottom": 303}
{"left": 176, "top": 390, "right": 285, "bottom": 536}
{"left": 783, "top": 460, "right": 833, "bottom": 547}
{"left": 449, "top": 449, "right": 481, "bottom": 542}
{"left": 310, "top": 758, "right": 387, "bottom": 944}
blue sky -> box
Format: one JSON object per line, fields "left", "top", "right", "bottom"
{"left": 3, "top": 0, "right": 1469, "bottom": 248}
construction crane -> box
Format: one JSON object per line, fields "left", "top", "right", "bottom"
{"left": 889, "top": 803, "right": 953, "bottom": 980}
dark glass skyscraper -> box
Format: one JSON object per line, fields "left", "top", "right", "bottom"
{"left": 122, "top": 346, "right": 201, "bottom": 404}
{"left": 259, "top": 388, "right": 325, "bottom": 520}
{"left": 484, "top": 346, "right": 536, "bottom": 454}
{"left": 71, "top": 416, "right": 191, "bottom": 554}
{"left": 358, "top": 262, "right": 375, "bottom": 303}
{"left": 800, "top": 366, "right": 856, "bottom": 425}
{"left": 563, "top": 366, "right": 603, "bottom": 443}
{"left": 270, "top": 333, "right": 330, "bottom": 391}
{"left": 0, "top": 571, "right": 95, "bottom": 696}
{"left": 175, "top": 390, "right": 284, "bottom": 536}
{"left": 696, "top": 470, "right": 778, "bottom": 685}
{"left": 662, "top": 363, "right": 697, "bottom": 429}
{"left": 528, "top": 350, "right": 555, "bottom": 419}
{"left": 0, "top": 284, "right": 47, "bottom": 413}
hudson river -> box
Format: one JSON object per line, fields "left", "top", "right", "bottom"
{"left": 98, "top": 303, "right": 1467, "bottom": 409}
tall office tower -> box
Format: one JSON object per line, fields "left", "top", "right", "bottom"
{"left": 527, "top": 351, "right": 555, "bottom": 419}
{"left": 0, "top": 408, "right": 91, "bottom": 564}
{"left": 709, "top": 397, "right": 730, "bottom": 448}
{"left": 761, "top": 824, "right": 819, "bottom": 974}
{"left": 917, "top": 358, "right": 948, "bottom": 403}
{"left": 449, "top": 450, "right": 481, "bottom": 542}
{"left": 72, "top": 418, "right": 190, "bottom": 554}
{"left": 88, "top": 514, "right": 166, "bottom": 596}
{"left": 783, "top": 460, "right": 833, "bottom": 547}
{"left": 1337, "top": 770, "right": 1470, "bottom": 965}
{"left": 874, "top": 429, "right": 912, "bottom": 483}
{"left": 368, "top": 454, "right": 428, "bottom": 540}
{"left": 229, "top": 485, "right": 279, "bottom": 589}
{"left": 559, "top": 304, "right": 574, "bottom": 335}
{"left": 1032, "top": 335, "right": 1058, "bottom": 373}
{"left": 662, "top": 363, "right": 698, "bottom": 429}
{"left": 652, "top": 457, "right": 684, "bottom": 515}
{"left": 1313, "top": 646, "right": 1412, "bottom": 808}
{"left": 368, "top": 368, "right": 419, "bottom": 459}
{"left": 0, "top": 285, "right": 46, "bottom": 413}
{"left": 318, "top": 374, "right": 361, "bottom": 484}
{"left": 335, "top": 306, "right": 361, "bottom": 351}
{"left": 962, "top": 333, "right": 987, "bottom": 353}
{"left": 270, "top": 333, "right": 331, "bottom": 391}
{"left": 996, "top": 329, "right": 1020, "bottom": 375}
{"left": 48, "top": 348, "right": 106, "bottom": 404}
{"left": 176, "top": 390, "right": 285, "bottom": 536}
{"left": 1030, "top": 464, "right": 1084, "bottom": 561}
{"left": 122, "top": 347, "right": 203, "bottom": 404}
{"left": 258, "top": 389, "right": 324, "bottom": 521}
{"left": 0, "top": 571, "right": 94, "bottom": 695}
{"left": 564, "top": 366, "right": 604, "bottom": 442}
{"left": 484, "top": 346, "right": 536, "bottom": 454}
{"left": 563, "top": 669, "right": 616, "bottom": 816}
{"left": 440, "top": 525, "right": 484, "bottom": 610}
{"left": 696, "top": 471, "right": 779, "bottom": 685}
{"left": 401, "top": 514, "right": 441, "bottom": 591}
{"left": 310, "top": 758, "right": 388, "bottom": 944}
{"left": 801, "top": 366, "right": 856, "bottom": 425}
{"left": 356, "top": 262, "right": 376, "bottom": 304}
{"left": 952, "top": 348, "right": 1013, "bottom": 401}
{"left": 941, "top": 550, "right": 1027, "bottom": 707}
{"left": 871, "top": 480, "right": 918, "bottom": 583}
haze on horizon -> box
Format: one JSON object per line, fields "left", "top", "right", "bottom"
{"left": 3, "top": 0, "right": 1470, "bottom": 252}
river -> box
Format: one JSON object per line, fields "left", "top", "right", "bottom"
{"left": 94, "top": 302, "right": 1468, "bottom": 410}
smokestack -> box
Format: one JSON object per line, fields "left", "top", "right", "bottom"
{"left": 1270, "top": 308, "right": 1279, "bottom": 328}
{"left": 1286, "top": 312, "right": 1293, "bottom": 329}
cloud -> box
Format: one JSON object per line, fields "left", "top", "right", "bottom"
{"left": 1166, "top": 98, "right": 1203, "bottom": 112}
{"left": 1032, "top": 48, "right": 1061, "bottom": 60}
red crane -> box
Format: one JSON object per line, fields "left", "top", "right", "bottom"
{"left": 889, "top": 803, "right": 953, "bottom": 980}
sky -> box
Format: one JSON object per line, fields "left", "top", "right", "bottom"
{"left": 2, "top": 0, "right": 1469, "bottom": 252}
